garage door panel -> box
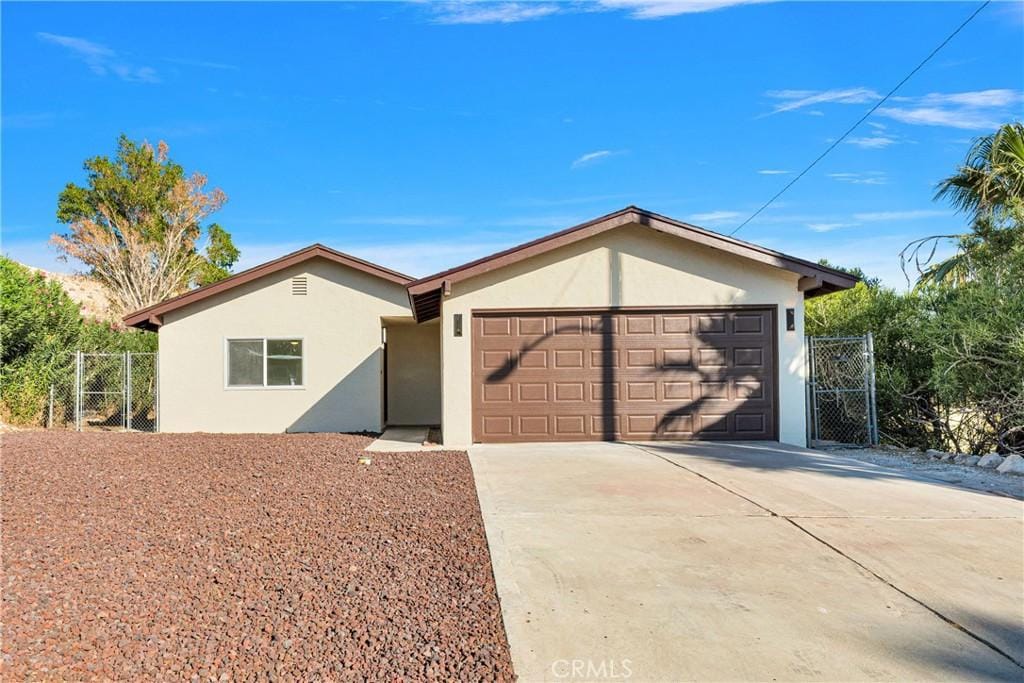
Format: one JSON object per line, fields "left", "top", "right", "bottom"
{"left": 518, "top": 383, "right": 548, "bottom": 401}
{"left": 589, "top": 349, "right": 619, "bottom": 368}
{"left": 697, "top": 315, "right": 727, "bottom": 334}
{"left": 624, "top": 315, "right": 656, "bottom": 334}
{"left": 661, "top": 315, "right": 692, "bottom": 334}
{"left": 482, "top": 383, "right": 512, "bottom": 402}
{"left": 554, "top": 415, "right": 586, "bottom": 436}
{"left": 517, "top": 317, "right": 548, "bottom": 336}
{"left": 589, "top": 316, "right": 618, "bottom": 334}
{"left": 733, "top": 313, "right": 766, "bottom": 334}
{"left": 553, "top": 317, "right": 585, "bottom": 335}
{"left": 472, "top": 309, "right": 776, "bottom": 442}
{"left": 660, "top": 412, "right": 695, "bottom": 436}
{"left": 625, "top": 381, "right": 657, "bottom": 401}
{"left": 481, "top": 317, "right": 513, "bottom": 336}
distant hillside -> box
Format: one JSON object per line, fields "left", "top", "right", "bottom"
{"left": 21, "top": 264, "right": 114, "bottom": 322}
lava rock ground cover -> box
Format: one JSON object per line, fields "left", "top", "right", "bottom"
{"left": 2, "top": 432, "right": 514, "bottom": 681}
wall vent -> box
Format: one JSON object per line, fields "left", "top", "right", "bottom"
{"left": 291, "top": 276, "right": 308, "bottom": 295}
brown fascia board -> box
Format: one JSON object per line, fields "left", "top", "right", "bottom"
{"left": 124, "top": 244, "right": 413, "bottom": 330}
{"left": 406, "top": 206, "right": 858, "bottom": 319}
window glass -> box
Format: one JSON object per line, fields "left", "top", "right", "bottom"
{"left": 267, "top": 339, "right": 303, "bottom": 386}
{"left": 228, "top": 340, "right": 264, "bottom": 386}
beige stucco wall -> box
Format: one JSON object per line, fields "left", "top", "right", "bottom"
{"left": 158, "top": 257, "right": 410, "bottom": 433}
{"left": 386, "top": 320, "right": 442, "bottom": 425}
{"left": 439, "top": 224, "right": 807, "bottom": 447}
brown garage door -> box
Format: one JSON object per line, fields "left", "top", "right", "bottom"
{"left": 472, "top": 308, "right": 776, "bottom": 443}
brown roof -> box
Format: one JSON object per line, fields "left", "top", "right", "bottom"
{"left": 126, "top": 206, "right": 858, "bottom": 330}
{"left": 124, "top": 244, "right": 412, "bottom": 330}
{"left": 407, "top": 206, "right": 858, "bottom": 320}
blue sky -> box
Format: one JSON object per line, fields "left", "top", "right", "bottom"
{"left": 3, "top": 1, "right": 1023, "bottom": 287}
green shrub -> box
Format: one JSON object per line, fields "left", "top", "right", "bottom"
{"left": 807, "top": 248, "right": 1024, "bottom": 453}
{"left": 806, "top": 281, "right": 939, "bottom": 449}
{"left": 0, "top": 257, "right": 156, "bottom": 424}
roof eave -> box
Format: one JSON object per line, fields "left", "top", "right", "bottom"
{"left": 407, "top": 206, "right": 859, "bottom": 320}
{"left": 124, "top": 244, "right": 413, "bottom": 329}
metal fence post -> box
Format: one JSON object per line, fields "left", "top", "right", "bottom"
{"left": 809, "top": 337, "right": 820, "bottom": 442}
{"left": 866, "top": 331, "right": 879, "bottom": 445}
{"left": 125, "top": 352, "right": 132, "bottom": 431}
{"left": 48, "top": 384, "right": 54, "bottom": 429}
{"left": 74, "top": 351, "right": 82, "bottom": 432}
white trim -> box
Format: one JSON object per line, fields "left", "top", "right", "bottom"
{"left": 224, "top": 336, "right": 306, "bottom": 390}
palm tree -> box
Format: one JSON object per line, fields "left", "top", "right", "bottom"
{"left": 903, "top": 122, "right": 1024, "bottom": 285}
{"left": 936, "top": 122, "right": 1024, "bottom": 221}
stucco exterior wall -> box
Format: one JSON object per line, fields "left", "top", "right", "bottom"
{"left": 439, "top": 224, "right": 807, "bottom": 447}
{"left": 158, "top": 257, "right": 410, "bottom": 433}
{"left": 386, "top": 320, "right": 442, "bottom": 425}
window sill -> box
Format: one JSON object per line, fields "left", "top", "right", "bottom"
{"left": 224, "top": 385, "right": 306, "bottom": 391}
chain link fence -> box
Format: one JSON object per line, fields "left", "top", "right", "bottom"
{"left": 48, "top": 352, "right": 158, "bottom": 432}
{"left": 807, "top": 334, "right": 878, "bottom": 447}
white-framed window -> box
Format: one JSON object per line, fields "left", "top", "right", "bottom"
{"left": 225, "top": 338, "right": 304, "bottom": 389}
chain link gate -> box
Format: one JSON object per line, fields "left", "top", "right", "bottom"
{"left": 48, "top": 352, "right": 159, "bottom": 432}
{"left": 807, "top": 334, "right": 878, "bottom": 447}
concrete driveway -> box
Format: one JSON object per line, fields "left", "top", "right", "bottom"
{"left": 469, "top": 441, "right": 1024, "bottom": 682}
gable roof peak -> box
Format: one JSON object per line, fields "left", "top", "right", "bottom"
{"left": 123, "top": 242, "right": 412, "bottom": 330}
{"left": 406, "top": 206, "right": 858, "bottom": 320}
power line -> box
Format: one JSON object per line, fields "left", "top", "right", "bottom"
{"left": 729, "top": 0, "right": 991, "bottom": 237}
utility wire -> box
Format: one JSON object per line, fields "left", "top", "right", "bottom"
{"left": 729, "top": 0, "right": 991, "bottom": 237}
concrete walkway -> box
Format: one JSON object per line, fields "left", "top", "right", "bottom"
{"left": 469, "top": 441, "right": 1024, "bottom": 682}
{"left": 365, "top": 426, "right": 444, "bottom": 452}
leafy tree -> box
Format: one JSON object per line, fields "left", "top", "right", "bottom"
{"left": 52, "top": 135, "right": 239, "bottom": 316}
{"left": 816, "top": 259, "right": 878, "bottom": 287}
{"left": 808, "top": 251, "right": 1024, "bottom": 454}
{"left": 918, "top": 242, "right": 1024, "bottom": 453}
{"left": 195, "top": 223, "right": 240, "bottom": 285}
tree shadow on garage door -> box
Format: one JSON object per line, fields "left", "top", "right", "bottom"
{"left": 484, "top": 307, "right": 776, "bottom": 442}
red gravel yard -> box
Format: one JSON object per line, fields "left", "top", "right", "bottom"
{"left": 1, "top": 432, "right": 514, "bottom": 681}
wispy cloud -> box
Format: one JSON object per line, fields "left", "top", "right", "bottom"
{"left": 766, "top": 86, "right": 1022, "bottom": 131}
{"left": 163, "top": 57, "right": 239, "bottom": 71}
{"left": 688, "top": 210, "right": 742, "bottom": 224}
{"left": 827, "top": 171, "right": 887, "bottom": 186}
{"left": 807, "top": 222, "right": 857, "bottom": 233}
{"left": 431, "top": 2, "right": 560, "bottom": 24}
{"left": 763, "top": 87, "right": 881, "bottom": 115}
{"left": 429, "top": 0, "right": 772, "bottom": 24}
{"left": 845, "top": 135, "right": 897, "bottom": 149}
{"left": 875, "top": 106, "right": 1002, "bottom": 131}
{"left": 332, "top": 215, "right": 458, "bottom": 227}
{"left": 757, "top": 169, "right": 789, "bottom": 175}
{"left": 852, "top": 209, "right": 948, "bottom": 222}
{"left": 879, "top": 89, "right": 1023, "bottom": 130}
{"left": 37, "top": 32, "right": 159, "bottom": 83}
{"left": 571, "top": 149, "right": 625, "bottom": 169}
{"left": 596, "top": 0, "right": 773, "bottom": 18}
{"left": 918, "top": 89, "right": 1022, "bottom": 108}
